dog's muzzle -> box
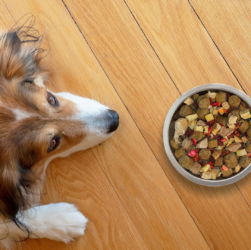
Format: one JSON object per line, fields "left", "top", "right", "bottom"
{"left": 107, "top": 110, "right": 119, "bottom": 133}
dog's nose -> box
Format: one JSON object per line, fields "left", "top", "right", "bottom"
{"left": 107, "top": 110, "right": 119, "bottom": 133}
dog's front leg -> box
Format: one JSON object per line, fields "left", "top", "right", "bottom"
{"left": 0, "top": 203, "right": 87, "bottom": 248}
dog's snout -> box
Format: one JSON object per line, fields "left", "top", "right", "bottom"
{"left": 107, "top": 110, "right": 119, "bottom": 133}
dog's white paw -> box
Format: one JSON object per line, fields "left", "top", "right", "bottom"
{"left": 55, "top": 203, "right": 88, "bottom": 242}
{"left": 29, "top": 203, "right": 88, "bottom": 243}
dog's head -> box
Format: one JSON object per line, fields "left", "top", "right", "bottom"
{"left": 0, "top": 29, "right": 119, "bottom": 227}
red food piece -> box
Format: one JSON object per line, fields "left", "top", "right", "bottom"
{"left": 224, "top": 109, "right": 231, "bottom": 115}
{"left": 235, "top": 122, "right": 241, "bottom": 130}
{"left": 219, "top": 123, "right": 225, "bottom": 127}
{"left": 226, "top": 93, "right": 230, "bottom": 99}
{"left": 230, "top": 107, "right": 237, "bottom": 110}
{"left": 191, "top": 138, "right": 197, "bottom": 146}
{"left": 206, "top": 121, "right": 216, "bottom": 126}
{"left": 193, "top": 101, "right": 199, "bottom": 108}
{"left": 222, "top": 165, "right": 229, "bottom": 171}
{"left": 195, "top": 148, "right": 200, "bottom": 153}
{"left": 218, "top": 140, "right": 223, "bottom": 146}
{"left": 220, "top": 151, "right": 230, "bottom": 157}
{"left": 201, "top": 162, "right": 207, "bottom": 166}
{"left": 209, "top": 156, "right": 215, "bottom": 163}
{"left": 220, "top": 138, "right": 227, "bottom": 142}
{"left": 208, "top": 126, "right": 213, "bottom": 133}
{"left": 247, "top": 153, "right": 251, "bottom": 157}
{"left": 234, "top": 131, "right": 240, "bottom": 137}
{"left": 194, "top": 154, "right": 199, "bottom": 162}
{"left": 228, "top": 133, "right": 235, "bottom": 138}
{"left": 211, "top": 102, "right": 221, "bottom": 107}
{"left": 213, "top": 135, "right": 220, "bottom": 139}
{"left": 205, "top": 134, "right": 211, "bottom": 140}
{"left": 188, "top": 150, "right": 197, "bottom": 157}
{"left": 209, "top": 166, "right": 214, "bottom": 170}
{"left": 209, "top": 149, "right": 215, "bottom": 153}
{"left": 210, "top": 98, "right": 214, "bottom": 105}
{"left": 185, "top": 129, "right": 194, "bottom": 137}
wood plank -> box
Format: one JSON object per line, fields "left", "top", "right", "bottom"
{"left": 190, "top": 0, "right": 251, "bottom": 92}
{"left": 62, "top": 0, "right": 251, "bottom": 249}
{"left": 2, "top": 0, "right": 209, "bottom": 249}
{"left": 189, "top": 0, "right": 251, "bottom": 207}
{"left": 0, "top": 2, "right": 148, "bottom": 250}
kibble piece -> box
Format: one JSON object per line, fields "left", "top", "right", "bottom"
{"left": 210, "top": 168, "right": 220, "bottom": 180}
{"left": 192, "top": 93, "right": 199, "bottom": 101}
{"left": 179, "top": 105, "right": 194, "bottom": 117}
{"left": 179, "top": 155, "right": 194, "bottom": 170}
{"left": 214, "top": 157, "right": 223, "bottom": 167}
{"left": 196, "top": 138, "right": 208, "bottom": 148}
{"left": 198, "top": 97, "right": 210, "bottom": 109}
{"left": 216, "top": 116, "right": 227, "bottom": 126}
{"left": 191, "top": 131, "right": 205, "bottom": 141}
{"left": 246, "top": 127, "right": 251, "bottom": 139}
{"left": 239, "top": 155, "right": 251, "bottom": 168}
{"left": 212, "top": 150, "right": 222, "bottom": 160}
{"left": 196, "top": 108, "right": 209, "bottom": 120}
{"left": 208, "top": 139, "right": 218, "bottom": 148}
{"left": 170, "top": 138, "right": 182, "bottom": 149}
{"left": 216, "top": 92, "right": 227, "bottom": 104}
{"left": 197, "top": 94, "right": 207, "bottom": 104}
{"left": 228, "top": 95, "right": 241, "bottom": 107}
{"left": 189, "top": 162, "right": 201, "bottom": 175}
{"left": 223, "top": 152, "right": 238, "bottom": 169}
{"left": 188, "top": 144, "right": 196, "bottom": 151}
{"left": 199, "top": 149, "right": 211, "bottom": 161}
{"left": 245, "top": 141, "right": 251, "bottom": 153}
{"left": 239, "top": 121, "right": 249, "bottom": 134}
{"left": 239, "top": 105, "right": 247, "bottom": 111}
{"left": 222, "top": 169, "right": 233, "bottom": 177}
{"left": 182, "top": 138, "right": 193, "bottom": 150}
{"left": 175, "top": 148, "right": 186, "bottom": 159}
{"left": 225, "top": 142, "right": 242, "bottom": 152}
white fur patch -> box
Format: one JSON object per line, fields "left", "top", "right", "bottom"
{"left": 34, "top": 76, "right": 44, "bottom": 87}
{"left": 12, "top": 108, "right": 34, "bottom": 121}
{"left": 0, "top": 203, "right": 87, "bottom": 248}
{"left": 56, "top": 92, "right": 110, "bottom": 133}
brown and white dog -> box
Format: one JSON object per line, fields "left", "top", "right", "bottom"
{"left": 0, "top": 24, "right": 119, "bottom": 248}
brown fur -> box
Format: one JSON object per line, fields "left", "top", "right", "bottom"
{"left": 0, "top": 26, "right": 86, "bottom": 233}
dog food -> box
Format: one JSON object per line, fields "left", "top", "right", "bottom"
{"left": 170, "top": 91, "right": 251, "bottom": 180}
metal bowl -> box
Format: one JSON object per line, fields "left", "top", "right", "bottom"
{"left": 163, "top": 84, "right": 251, "bottom": 187}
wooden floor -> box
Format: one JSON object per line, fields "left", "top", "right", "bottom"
{"left": 2, "top": 0, "right": 251, "bottom": 249}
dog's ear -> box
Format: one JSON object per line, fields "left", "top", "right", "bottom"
{"left": 0, "top": 158, "right": 35, "bottom": 227}
{"left": 5, "top": 31, "right": 21, "bottom": 53}
{"left": 0, "top": 30, "right": 43, "bottom": 81}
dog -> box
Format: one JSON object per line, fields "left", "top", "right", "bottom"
{"left": 0, "top": 23, "right": 119, "bottom": 249}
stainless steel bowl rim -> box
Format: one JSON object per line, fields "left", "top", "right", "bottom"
{"left": 163, "top": 84, "right": 251, "bottom": 187}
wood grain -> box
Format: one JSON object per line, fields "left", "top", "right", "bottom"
{"left": 190, "top": 0, "right": 251, "bottom": 93}
{"left": 190, "top": 0, "right": 251, "bottom": 208}
{"left": 0, "top": 1, "right": 148, "bottom": 250}
{"left": 1, "top": 0, "right": 209, "bottom": 249}
{"left": 62, "top": 0, "right": 251, "bottom": 249}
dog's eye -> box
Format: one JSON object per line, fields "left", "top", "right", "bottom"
{"left": 47, "top": 92, "right": 59, "bottom": 106}
{"left": 48, "top": 136, "right": 60, "bottom": 153}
